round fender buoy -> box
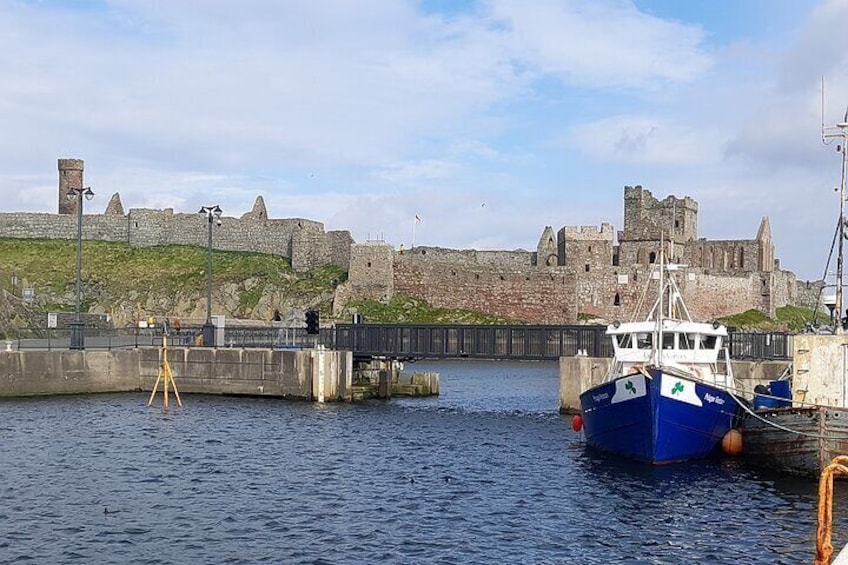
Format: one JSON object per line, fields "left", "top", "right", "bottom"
{"left": 722, "top": 428, "right": 743, "bottom": 456}
{"left": 571, "top": 414, "right": 584, "bottom": 432}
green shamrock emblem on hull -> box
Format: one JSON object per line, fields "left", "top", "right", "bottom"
{"left": 625, "top": 381, "right": 636, "bottom": 394}
{"left": 671, "top": 382, "right": 684, "bottom": 395}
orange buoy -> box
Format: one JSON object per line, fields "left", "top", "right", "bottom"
{"left": 571, "top": 414, "right": 584, "bottom": 432}
{"left": 722, "top": 428, "right": 743, "bottom": 456}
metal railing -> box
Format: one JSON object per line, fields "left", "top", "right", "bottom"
{"left": 3, "top": 323, "right": 793, "bottom": 361}
{"left": 330, "top": 324, "right": 611, "bottom": 360}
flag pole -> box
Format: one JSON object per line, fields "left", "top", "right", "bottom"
{"left": 412, "top": 215, "right": 417, "bottom": 249}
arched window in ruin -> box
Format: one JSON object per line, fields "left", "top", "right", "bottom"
{"left": 739, "top": 248, "right": 745, "bottom": 269}
{"left": 613, "top": 292, "right": 621, "bottom": 306}
{"left": 649, "top": 251, "right": 657, "bottom": 264}
{"left": 585, "top": 264, "right": 590, "bottom": 272}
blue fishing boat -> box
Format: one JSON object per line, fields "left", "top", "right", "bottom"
{"left": 579, "top": 250, "right": 742, "bottom": 464}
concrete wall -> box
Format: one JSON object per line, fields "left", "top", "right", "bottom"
{"left": 792, "top": 334, "right": 848, "bottom": 407}
{"left": 0, "top": 348, "right": 353, "bottom": 401}
{"left": 558, "top": 356, "right": 792, "bottom": 414}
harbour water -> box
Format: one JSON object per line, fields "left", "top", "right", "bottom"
{"left": 0, "top": 359, "right": 842, "bottom": 564}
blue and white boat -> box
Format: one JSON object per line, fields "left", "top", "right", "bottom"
{"left": 579, "top": 252, "right": 742, "bottom": 464}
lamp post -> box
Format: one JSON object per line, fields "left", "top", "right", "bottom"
{"left": 199, "top": 205, "right": 222, "bottom": 347}
{"left": 66, "top": 186, "right": 94, "bottom": 350}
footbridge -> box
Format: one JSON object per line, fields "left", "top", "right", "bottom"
{"left": 10, "top": 323, "right": 793, "bottom": 362}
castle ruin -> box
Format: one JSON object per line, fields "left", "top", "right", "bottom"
{"left": 345, "top": 185, "right": 796, "bottom": 324}
{"left": 0, "top": 160, "right": 798, "bottom": 324}
{"left": 0, "top": 159, "right": 352, "bottom": 271}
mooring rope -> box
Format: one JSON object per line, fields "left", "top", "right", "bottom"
{"left": 815, "top": 456, "right": 848, "bottom": 565}
{"left": 725, "top": 388, "right": 848, "bottom": 441}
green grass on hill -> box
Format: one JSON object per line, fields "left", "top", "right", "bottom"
{"left": 717, "top": 305, "right": 829, "bottom": 331}
{"left": 344, "top": 293, "right": 520, "bottom": 325}
{"left": 0, "top": 237, "right": 345, "bottom": 317}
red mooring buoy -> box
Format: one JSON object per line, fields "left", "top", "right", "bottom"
{"left": 571, "top": 414, "right": 584, "bottom": 432}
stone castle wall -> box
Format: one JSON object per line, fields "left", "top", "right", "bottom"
{"left": 393, "top": 254, "right": 578, "bottom": 323}
{"left": 338, "top": 184, "right": 799, "bottom": 325}
{"left": 0, "top": 210, "right": 351, "bottom": 272}
{"left": 401, "top": 246, "right": 534, "bottom": 268}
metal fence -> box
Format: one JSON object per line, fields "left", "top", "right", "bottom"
{"left": 330, "top": 324, "right": 611, "bottom": 360}
{"left": 3, "top": 323, "right": 793, "bottom": 361}
{"left": 727, "top": 332, "right": 792, "bottom": 361}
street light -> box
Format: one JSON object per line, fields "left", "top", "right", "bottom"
{"left": 66, "top": 186, "right": 94, "bottom": 350}
{"left": 199, "top": 205, "right": 222, "bottom": 347}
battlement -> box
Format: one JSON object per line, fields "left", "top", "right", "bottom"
{"left": 621, "top": 185, "right": 698, "bottom": 243}
{"left": 559, "top": 223, "right": 614, "bottom": 240}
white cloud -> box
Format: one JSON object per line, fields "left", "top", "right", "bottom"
{"left": 570, "top": 115, "right": 724, "bottom": 165}
{"left": 488, "top": 0, "right": 712, "bottom": 88}
{"left": 0, "top": 1, "right": 844, "bottom": 281}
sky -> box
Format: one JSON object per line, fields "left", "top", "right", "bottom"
{"left": 2, "top": 0, "right": 847, "bottom": 280}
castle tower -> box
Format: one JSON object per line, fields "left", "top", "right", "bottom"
{"left": 618, "top": 185, "right": 698, "bottom": 265}
{"left": 58, "top": 158, "right": 84, "bottom": 215}
{"left": 557, "top": 223, "right": 614, "bottom": 272}
{"left": 536, "top": 226, "right": 558, "bottom": 266}
{"left": 620, "top": 185, "right": 698, "bottom": 243}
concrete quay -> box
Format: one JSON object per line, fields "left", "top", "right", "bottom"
{"left": 559, "top": 357, "right": 792, "bottom": 414}
{"left": 0, "top": 347, "right": 354, "bottom": 401}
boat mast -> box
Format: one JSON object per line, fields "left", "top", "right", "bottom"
{"left": 822, "top": 87, "right": 848, "bottom": 335}
{"left": 840, "top": 123, "right": 847, "bottom": 336}
{"left": 655, "top": 233, "right": 665, "bottom": 366}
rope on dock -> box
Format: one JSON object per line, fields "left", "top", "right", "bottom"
{"left": 815, "top": 456, "right": 848, "bottom": 565}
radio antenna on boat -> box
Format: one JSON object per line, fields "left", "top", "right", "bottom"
{"left": 821, "top": 77, "right": 848, "bottom": 335}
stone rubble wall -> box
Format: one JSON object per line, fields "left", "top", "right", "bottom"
{"left": 0, "top": 210, "right": 351, "bottom": 271}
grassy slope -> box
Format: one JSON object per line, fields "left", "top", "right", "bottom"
{"left": 0, "top": 237, "right": 821, "bottom": 330}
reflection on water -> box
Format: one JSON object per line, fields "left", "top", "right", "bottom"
{"left": 0, "top": 359, "right": 835, "bottom": 564}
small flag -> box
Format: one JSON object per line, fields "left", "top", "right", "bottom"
{"left": 415, "top": 214, "right": 421, "bottom": 222}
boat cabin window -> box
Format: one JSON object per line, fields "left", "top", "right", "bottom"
{"left": 662, "top": 333, "right": 675, "bottom": 350}
{"left": 635, "top": 333, "right": 652, "bottom": 349}
{"left": 703, "top": 335, "right": 718, "bottom": 349}
{"left": 615, "top": 334, "right": 633, "bottom": 348}
{"left": 679, "top": 333, "right": 697, "bottom": 349}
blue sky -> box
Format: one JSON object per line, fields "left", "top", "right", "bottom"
{"left": 1, "top": 0, "right": 845, "bottom": 280}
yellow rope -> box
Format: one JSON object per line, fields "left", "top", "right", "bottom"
{"left": 815, "top": 455, "right": 848, "bottom": 565}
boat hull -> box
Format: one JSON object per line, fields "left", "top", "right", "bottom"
{"left": 579, "top": 369, "right": 740, "bottom": 464}
{"left": 743, "top": 406, "right": 848, "bottom": 477}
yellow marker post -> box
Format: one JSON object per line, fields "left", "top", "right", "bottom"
{"left": 147, "top": 334, "right": 183, "bottom": 409}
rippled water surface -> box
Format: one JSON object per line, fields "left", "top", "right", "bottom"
{"left": 0, "top": 360, "right": 840, "bottom": 564}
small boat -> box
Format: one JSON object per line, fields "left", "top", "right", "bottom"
{"left": 741, "top": 333, "right": 848, "bottom": 477}
{"left": 741, "top": 108, "right": 848, "bottom": 478}
{"left": 579, "top": 247, "right": 743, "bottom": 464}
